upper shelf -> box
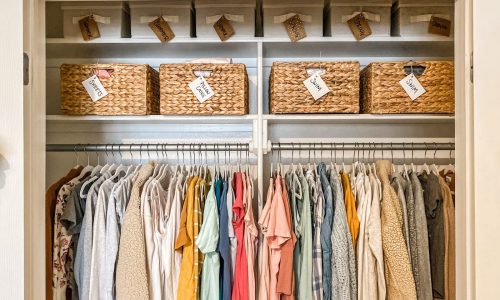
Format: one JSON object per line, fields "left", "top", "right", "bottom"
{"left": 46, "top": 114, "right": 258, "bottom": 124}
{"left": 264, "top": 114, "right": 455, "bottom": 124}
{"left": 46, "top": 36, "right": 454, "bottom": 60}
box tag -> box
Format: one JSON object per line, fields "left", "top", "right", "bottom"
{"left": 78, "top": 15, "right": 101, "bottom": 41}
{"left": 283, "top": 14, "right": 307, "bottom": 42}
{"left": 189, "top": 77, "right": 215, "bottom": 103}
{"left": 213, "top": 15, "right": 235, "bottom": 41}
{"left": 82, "top": 75, "right": 108, "bottom": 102}
{"left": 428, "top": 16, "right": 451, "bottom": 37}
{"left": 148, "top": 17, "right": 176, "bottom": 43}
{"left": 399, "top": 73, "right": 426, "bottom": 101}
{"left": 303, "top": 72, "right": 330, "bottom": 101}
{"left": 347, "top": 13, "right": 372, "bottom": 41}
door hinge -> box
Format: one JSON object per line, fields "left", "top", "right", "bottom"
{"left": 470, "top": 52, "right": 474, "bottom": 83}
{"left": 23, "top": 52, "right": 29, "bottom": 85}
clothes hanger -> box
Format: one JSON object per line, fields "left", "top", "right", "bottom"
{"left": 410, "top": 142, "right": 416, "bottom": 174}
{"left": 74, "top": 145, "right": 94, "bottom": 181}
{"left": 390, "top": 142, "right": 396, "bottom": 174}
{"left": 431, "top": 142, "right": 440, "bottom": 175}
{"left": 422, "top": 143, "right": 431, "bottom": 174}
{"left": 402, "top": 143, "right": 410, "bottom": 180}
{"left": 341, "top": 142, "right": 346, "bottom": 173}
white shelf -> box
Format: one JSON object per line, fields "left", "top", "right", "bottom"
{"left": 264, "top": 114, "right": 455, "bottom": 124}
{"left": 46, "top": 114, "right": 258, "bottom": 124}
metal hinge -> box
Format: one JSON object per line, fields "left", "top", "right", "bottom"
{"left": 470, "top": 52, "right": 474, "bottom": 83}
{"left": 23, "top": 52, "right": 29, "bottom": 85}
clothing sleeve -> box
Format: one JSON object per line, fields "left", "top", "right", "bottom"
{"left": 266, "top": 192, "right": 291, "bottom": 249}
{"left": 196, "top": 200, "right": 219, "bottom": 254}
{"left": 60, "top": 188, "right": 83, "bottom": 235}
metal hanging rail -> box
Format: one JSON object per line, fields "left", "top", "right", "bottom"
{"left": 270, "top": 142, "right": 455, "bottom": 151}
{"left": 46, "top": 143, "right": 251, "bottom": 152}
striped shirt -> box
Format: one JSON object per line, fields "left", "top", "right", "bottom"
{"left": 307, "top": 170, "right": 324, "bottom": 300}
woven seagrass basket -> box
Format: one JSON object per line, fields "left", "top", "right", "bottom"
{"left": 360, "top": 61, "right": 455, "bottom": 114}
{"left": 159, "top": 63, "right": 248, "bottom": 115}
{"left": 60, "top": 63, "right": 160, "bottom": 115}
{"left": 269, "top": 61, "right": 360, "bottom": 114}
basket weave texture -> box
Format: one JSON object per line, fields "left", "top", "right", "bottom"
{"left": 360, "top": 61, "right": 455, "bottom": 114}
{"left": 269, "top": 61, "right": 360, "bottom": 114}
{"left": 159, "top": 63, "right": 248, "bottom": 115}
{"left": 60, "top": 63, "right": 160, "bottom": 115}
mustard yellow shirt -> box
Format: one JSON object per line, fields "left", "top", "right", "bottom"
{"left": 341, "top": 172, "right": 360, "bottom": 249}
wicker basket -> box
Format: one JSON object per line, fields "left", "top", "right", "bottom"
{"left": 159, "top": 63, "right": 248, "bottom": 115}
{"left": 360, "top": 61, "right": 454, "bottom": 114}
{"left": 60, "top": 64, "right": 160, "bottom": 115}
{"left": 269, "top": 61, "right": 360, "bottom": 114}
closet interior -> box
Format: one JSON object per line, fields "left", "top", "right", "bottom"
{"left": 42, "top": 0, "right": 459, "bottom": 299}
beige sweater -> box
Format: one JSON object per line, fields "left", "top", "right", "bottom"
{"left": 376, "top": 160, "right": 417, "bottom": 300}
{"left": 116, "top": 164, "right": 154, "bottom": 300}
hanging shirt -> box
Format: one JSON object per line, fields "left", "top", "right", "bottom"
{"left": 410, "top": 172, "right": 433, "bottom": 300}
{"left": 286, "top": 171, "right": 302, "bottom": 298}
{"left": 297, "top": 173, "right": 313, "bottom": 300}
{"left": 391, "top": 174, "right": 411, "bottom": 253}
{"left": 162, "top": 173, "right": 183, "bottom": 300}
{"left": 366, "top": 173, "right": 386, "bottom": 300}
{"left": 318, "top": 163, "right": 333, "bottom": 300}
{"left": 218, "top": 179, "right": 232, "bottom": 300}
{"left": 439, "top": 176, "right": 456, "bottom": 300}
{"left": 330, "top": 171, "right": 357, "bottom": 300}
{"left": 265, "top": 176, "right": 291, "bottom": 300}
{"left": 419, "top": 172, "right": 445, "bottom": 299}
{"left": 307, "top": 169, "right": 324, "bottom": 300}
{"left": 257, "top": 178, "right": 274, "bottom": 300}
{"left": 277, "top": 176, "right": 297, "bottom": 300}
{"left": 355, "top": 172, "right": 370, "bottom": 300}
{"left": 244, "top": 173, "right": 258, "bottom": 300}
{"left": 176, "top": 176, "right": 203, "bottom": 300}
{"left": 196, "top": 177, "right": 220, "bottom": 300}
{"left": 232, "top": 172, "right": 249, "bottom": 300}
{"left": 116, "top": 163, "right": 154, "bottom": 300}
{"left": 341, "top": 172, "right": 360, "bottom": 251}
{"left": 103, "top": 171, "right": 135, "bottom": 300}
{"left": 376, "top": 160, "right": 416, "bottom": 300}
{"left": 52, "top": 167, "right": 87, "bottom": 300}
{"left": 226, "top": 175, "right": 237, "bottom": 281}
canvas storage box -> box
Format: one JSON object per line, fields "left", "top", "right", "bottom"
{"left": 329, "top": 0, "right": 392, "bottom": 37}
{"left": 392, "top": 0, "right": 454, "bottom": 37}
{"left": 262, "top": 0, "right": 324, "bottom": 38}
{"left": 159, "top": 64, "right": 248, "bottom": 115}
{"left": 60, "top": 64, "right": 160, "bottom": 115}
{"left": 195, "top": 0, "right": 256, "bottom": 39}
{"left": 269, "top": 61, "right": 360, "bottom": 114}
{"left": 62, "top": 2, "right": 130, "bottom": 40}
{"left": 360, "top": 61, "right": 454, "bottom": 114}
{"left": 129, "top": 1, "right": 193, "bottom": 39}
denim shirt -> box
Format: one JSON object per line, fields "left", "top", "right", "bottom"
{"left": 217, "top": 179, "right": 231, "bottom": 300}
{"left": 318, "top": 163, "right": 334, "bottom": 300}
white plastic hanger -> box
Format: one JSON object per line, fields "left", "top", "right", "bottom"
{"left": 73, "top": 145, "right": 94, "bottom": 182}
{"left": 422, "top": 144, "right": 431, "bottom": 174}
{"left": 430, "top": 143, "right": 440, "bottom": 175}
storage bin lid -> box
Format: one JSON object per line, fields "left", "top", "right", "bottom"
{"left": 61, "top": 1, "right": 127, "bottom": 10}
{"left": 330, "top": 0, "right": 392, "bottom": 7}
{"left": 129, "top": 0, "right": 192, "bottom": 9}
{"left": 395, "top": 0, "right": 454, "bottom": 7}
{"left": 263, "top": 0, "right": 324, "bottom": 8}
{"left": 195, "top": 0, "right": 256, "bottom": 8}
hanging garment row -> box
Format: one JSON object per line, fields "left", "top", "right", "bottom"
{"left": 46, "top": 142, "right": 455, "bottom": 300}
{"left": 260, "top": 142, "right": 455, "bottom": 300}
{"left": 47, "top": 143, "right": 257, "bottom": 300}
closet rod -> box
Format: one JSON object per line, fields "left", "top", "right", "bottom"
{"left": 46, "top": 143, "right": 250, "bottom": 152}
{"left": 271, "top": 142, "right": 455, "bottom": 151}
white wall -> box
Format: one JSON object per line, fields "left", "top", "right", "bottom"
{"left": 473, "top": 0, "right": 500, "bottom": 298}
{"left": 0, "top": 0, "right": 24, "bottom": 298}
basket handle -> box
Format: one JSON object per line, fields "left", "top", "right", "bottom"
{"left": 305, "top": 67, "right": 326, "bottom": 76}
{"left": 192, "top": 69, "right": 214, "bottom": 78}
{"left": 92, "top": 68, "right": 114, "bottom": 79}
{"left": 403, "top": 64, "right": 426, "bottom": 77}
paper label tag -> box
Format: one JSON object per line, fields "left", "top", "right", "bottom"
{"left": 303, "top": 72, "right": 330, "bottom": 100}
{"left": 399, "top": 73, "right": 426, "bottom": 101}
{"left": 148, "top": 17, "right": 175, "bottom": 42}
{"left": 78, "top": 15, "right": 101, "bottom": 41}
{"left": 283, "top": 14, "right": 307, "bottom": 42}
{"left": 213, "top": 15, "right": 235, "bottom": 41}
{"left": 428, "top": 16, "right": 451, "bottom": 37}
{"left": 82, "top": 75, "right": 108, "bottom": 102}
{"left": 189, "top": 77, "right": 215, "bottom": 103}
{"left": 347, "top": 13, "right": 372, "bottom": 41}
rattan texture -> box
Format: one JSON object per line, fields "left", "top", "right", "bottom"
{"left": 159, "top": 63, "right": 249, "bottom": 115}
{"left": 360, "top": 61, "right": 455, "bottom": 114}
{"left": 60, "top": 64, "right": 160, "bottom": 115}
{"left": 269, "top": 61, "right": 360, "bottom": 114}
